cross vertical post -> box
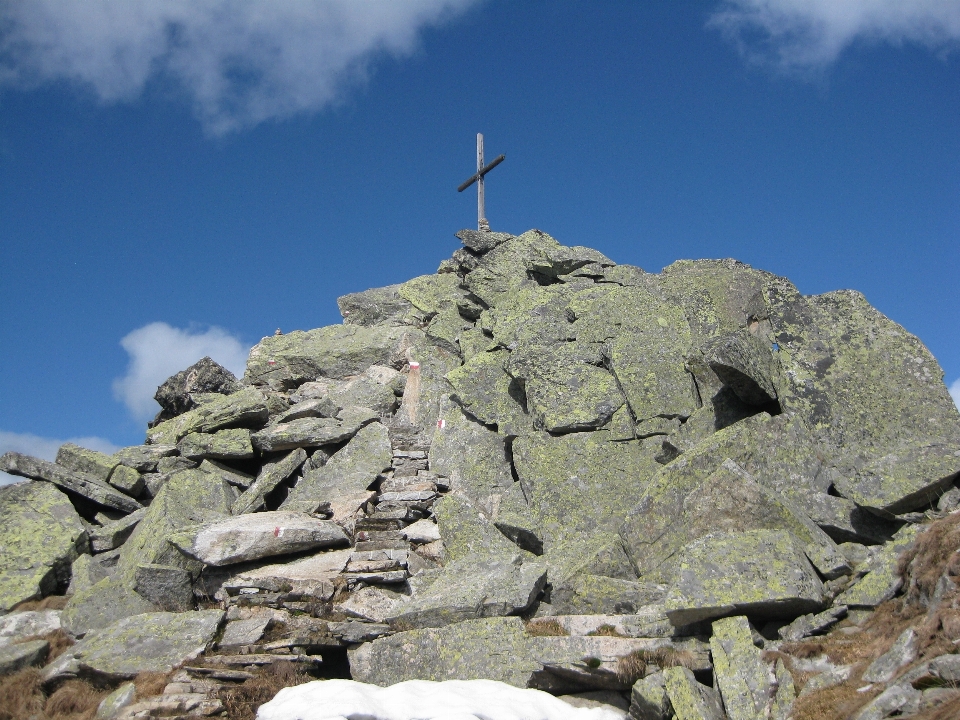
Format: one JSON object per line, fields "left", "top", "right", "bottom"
{"left": 457, "top": 134, "right": 505, "bottom": 231}
{"left": 477, "top": 134, "right": 488, "bottom": 231}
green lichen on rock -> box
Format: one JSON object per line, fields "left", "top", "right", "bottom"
{"left": 662, "top": 666, "right": 726, "bottom": 720}
{"left": 429, "top": 398, "right": 514, "bottom": 514}
{"left": 177, "top": 428, "right": 255, "bottom": 460}
{"left": 760, "top": 280, "right": 960, "bottom": 471}
{"left": 398, "top": 273, "right": 465, "bottom": 316}
{"left": 244, "top": 324, "right": 422, "bottom": 388}
{"left": 663, "top": 529, "right": 825, "bottom": 626}
{"left": 283, "top": 422, "right": 391, "bottom": 509}
{"left": 445, "top": 350, "right": 531, "bottom": 435}
{"left": 56, "top": 442, "right": 118, "bottom": 482}
{"left": 0, "top": 481, "right": 87, "bottom": 612}
{"left": 836, "top": 525, "right": 921, "bottom": 608}
{"left": 834, "top": 442, "right": 960, "bottom": 515}
{"left": 433, "top": 493, "right": 518, "bottom": 563}
{"left": 549, "top": 574, "right": 665, "bottom": 615}
{"left": 46, "top": 610, "right": 223, "bottom": 682}
{"left": 462, "top": 230, "right": 564, "bottom": 308}
{"left": 710, "top": 615, "right": 770, "bottom": 720}
{"left": 620, "top": 456, "right": 846, "bottom": 584}
{"left": 147, "top": 386, "right": 269, "bottom": 445}
{"left": 513, "top": 431, "right": 660, "bottom": 553}
{"left": 507, "top": 342, "right": 624, "bottom": 432}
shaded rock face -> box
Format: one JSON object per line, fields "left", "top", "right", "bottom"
{"left": 3, "top": 226, "right": 960, "bottom": 719}
{"left": 152, "top": 356, "right": 241, "bottom": 426}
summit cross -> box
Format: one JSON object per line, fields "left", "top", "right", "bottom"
{"left": 457, "top": 133, "right": 505, "bottom": 231}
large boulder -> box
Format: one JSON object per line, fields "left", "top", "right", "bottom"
{"left": 175, "top": 511, "right": 349, "bottom": 566}
{"left": 244, "top": 324, "right": 422, "bottom": 388}
{"left": 429, "top": 398, "right": 514, "bottom": 514}
{"left": 337, "top": 284, "right": 414, "bottom": 326}
{"left": 620, "top": 458, "right": 847, "bottom": 584}
{"left": 44, "top": 610, "right": 223, "bottom": 683}
{"left": 55, "top": 442, "right": 118, "bottom": 482}
{"left": 663, "top": 529, "right": 826, "bottom": 625}
{"left": 152, "top": 356, "right": 242, "bottom": 425}
{"left": 146, "top": 386, "right": 269, "bottom": 445}
{"left": 0, "top": 481, "right": 87, "bottom": 612}
{"left": 385, "top": 554, "right": 547, "bottom": 629}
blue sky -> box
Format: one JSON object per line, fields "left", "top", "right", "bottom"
{"left": 1, "top": 1, "right": 959, "bottom": 477}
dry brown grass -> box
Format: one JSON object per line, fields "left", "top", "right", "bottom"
{"left": 0, "top": 668, "right": 110, "bottom": 720}
{"left": 616, "top": 647, "right": 698, "bottom": 685}
{"left": 43, "top": 679, "right": 106, "bottom": 719}
{"left": 586, "top": 624, "right": 625, "bottom": 637}
{"left": 218, "top": 662, "right": 313, "bottom": 720}
{"left": 790, "top": 680, "right": 880, "bottom": 720}
{"left": 13, "top": 596, "right": 70, "bottom": 612}
{"left": 133, "top": 671, "right": 171, "bottom": 698}
{"left": 777, "top": 512, "right": 960, "bottom": 719}
{"left": 523, "top": 618, "right": 568, "bottom": 636}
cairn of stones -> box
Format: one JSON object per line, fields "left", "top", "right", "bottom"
{"left": 2, "top": 228, "right": 960, "bottom": 720}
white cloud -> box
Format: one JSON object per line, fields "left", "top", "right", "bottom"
{"left": 950, "top": 378, "right": 960, "bottom": 411}
{"left": 0, "top": 0, "right": 480, "bottom": 134}
{"left": 112, "top": 322, "right": 249, "bottom": 423}
{"left": 710, "top": 0, "right": 960, "bottom": 69}
{"left": 0, "top": 430, "right": 121, "bottom": 486}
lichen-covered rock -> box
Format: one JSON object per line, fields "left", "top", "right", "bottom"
{"left": 0, "top": 481, "right": 87, "bottom": 612}
{"left": 56, "top": 442, "right": 118, "bottom": 482}
{"left": 244, "top": 324, "right": 421, "bottom": 388}
{"left": 630, "top": 671, "right": 670, "bottom": 720}
{"left": 208, "top": 548, "right": 351, "bottom": 602}
{"left": 513, "top": 431, "right": 660, "bottom": 554}
{"left": 507, "top": 343, "right": 624, "bottom": 432}
{"left": 834, "top": 443, "right": 960, "bottom": 516}
{"left": 386, "top": 554, "right": 546, "bottom": 629}
{"left": 429, "top": 398, "right": 514, "bottom": 514}
{"left": 152, "top": 356, "right": 242, "bottom": 425}
{"left": 662, "top": 666, "right": 725, "bottom": 720}
{"left": 176, "top": 511, "right": 349, "bottom": 566}
{"left": 147, "top": 386, "right": 269, "bottom": 445}
{"left": 89, "top": 507, "right": 147, "bottom": 552}
{"left": 433, "top": 493, "right": 519, "bottom": 563}
{"left": 700, "top": 329, "right": 780, "bottom": 406}
{"left": 177, "top": 428, "right": 255, "bottom": 460}
{"left": 113, "top": 444, "right": 178, "bottom": 473}
{"left": 759, "top": 281, "right": 960, "bottom": 472}
{"left": 0, "top": 452, "right": 143, "bottom": 514}
{"left": 337, "top": 284, "right": 414, "bottom": 326}
{"left": 710, "top": 616, "right": 770, "bottom": 720}
{"left": 107, "top": 464, "right": 143, "bottom": 496}
{"left": 663, "top": 529, "right": 825, "bottom": 625}
{"left": 233, "top": 448, "right": 308, "bottom": 515}
{"left": 456, "top": 228, "right": 514, "bottom": 253}
{"left": 282, "top": 423, "right": 391, "bottom": 511}
{"left": 620, "top": 458, "right": 847, "bottom": 584}
{"left": 44, "top": 610, "right": 224, "bottom": 683}
{"left": 445, "top": 350, "right": 531, "bottom": 435}
{"left": 0, "top": 639, "right": 48, "bottom": 675}
{"left": 836, "top": 525, "right": 921, "bottom": 608}
{"left": 549, "top": 575, "right": 665, "bottom": 616}
{"left": 462, "top": 230, "right": 564, "bottom": 308}
{"left": 250, "top": 409, "right": 375, "bottom": 453}
{"left": 133, "top": 564, "right": 194, "bottom": 612}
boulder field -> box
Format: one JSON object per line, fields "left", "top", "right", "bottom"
{"left": 2, "top": 227, "right": 960, "bottom": 720}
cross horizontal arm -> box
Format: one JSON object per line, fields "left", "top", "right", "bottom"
{"left": 457, "top": 154, "right": 506, "bottom": 192}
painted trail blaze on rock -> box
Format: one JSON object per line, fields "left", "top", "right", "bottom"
{"left": 4, "top": 226, "right": 960, "bottom": 719}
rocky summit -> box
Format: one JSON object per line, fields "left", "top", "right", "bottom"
{"left": 2, "top": 227, "right": 960, "bottom": 720}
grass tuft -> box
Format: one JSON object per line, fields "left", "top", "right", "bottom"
{"left": 219, "top": 661, "right": 313, "bottom": 720}
{"left": 616, "top": 647, "right": 697, "bottom": 685}
{"left": 523, "top": 618, "right": 568, "bottom": 636}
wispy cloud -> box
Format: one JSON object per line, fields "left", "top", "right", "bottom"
{"left": 0, "top": 0, "right": 480, "bottom": 134}
{"left": 0, "top": 430, "right": 120, "bottom": 486}
{"left": 950, "top": 378, "right": 960, "bottom": 412}
{"left": 113, "top": 322, "right": 249, "bottom": 423}
{"left": 710, "top": 0, "right": 960, "bottom": 70}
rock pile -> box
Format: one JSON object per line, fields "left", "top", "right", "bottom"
{"left": 2, "top": 227, "right": 960, "bottom": 720}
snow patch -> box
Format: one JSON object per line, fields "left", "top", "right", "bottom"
{"left": 256, "top": 679, "right": 627, "bottom": 720}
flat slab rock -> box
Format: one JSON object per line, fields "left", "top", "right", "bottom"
{"left": 43, "top": 610, "right": 224, "bottom": 683}
{"left": 0, "top": 610, "right": 62, "bottom": 646}
{"left": 176, "top": 510, "right": 349, "bottom": 566}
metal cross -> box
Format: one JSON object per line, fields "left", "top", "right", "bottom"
{"left": 458, "top": 133, "right": 505, "bottom": 231}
